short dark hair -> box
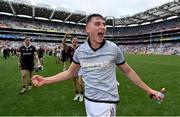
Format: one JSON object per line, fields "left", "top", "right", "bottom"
{"left": 86, "top": 14, "right": 105, "bottom": 25}
{"left": 24, "top": 36, "right": 30, "bottom": 39}
{"left": 24, "top": 37, "right": 31, "bottom": 41}
{"left": 71, "top": 36, "right": 77, "bottom": 41}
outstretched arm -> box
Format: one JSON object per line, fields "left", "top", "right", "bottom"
{"left": 62, "top": 32, "right": 71, "bottom": 52}
{"left": 117, "top": 62, "right": 163, "bottom": 100}
{"left": 32, "top": 62, "right": 80, "bottom": 87}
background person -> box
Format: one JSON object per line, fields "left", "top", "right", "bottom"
{"left": 18, "top": 37, "right": 41, "bottom": 94}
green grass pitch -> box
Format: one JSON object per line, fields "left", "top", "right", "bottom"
{"left": 0, "top": 54, "right": 180, "bottom": 116}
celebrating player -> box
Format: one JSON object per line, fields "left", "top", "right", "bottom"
{"left": 31, "top": 14, "right": 164, "bottom": 116}
{"left": 63, "top": 32, "right": 83, "bottom": 102}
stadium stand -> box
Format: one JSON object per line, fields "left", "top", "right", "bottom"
{"left": 0, "top": 0, "right": 179, "bottom": 55}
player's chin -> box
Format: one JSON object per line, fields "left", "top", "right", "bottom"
{"left": 95, "top": 37, "right": 103, "bottom": 42}
{"left": 98, "top": 39, "right": 104, "bottom": 44}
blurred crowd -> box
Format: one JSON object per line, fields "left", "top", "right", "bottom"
{"left": 108, "top": 18, "right": 180, "bottom": 36}
{"left": 1, "top": 40, "right": 180, "bottom": 58}
{"left": 0, "top": 40, "right": 62, "bottom": 59}
{"left": 0, "top": 16, "right": 86, "bottom": 34}
{"left": 0, "top": 15, "right": 179, "bottom": 36}
{"left": 119, "top": 42, "right": 180, "bottom": 55}
{"left": 0, "top": 15, "right": 180, "bottom": 56}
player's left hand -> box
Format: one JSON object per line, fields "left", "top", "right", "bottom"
{"left": 149, "top": 89, "right": 165, "bottom": 101}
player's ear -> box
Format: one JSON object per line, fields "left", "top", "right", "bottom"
{"left": 85, "top": 25, "right": 89, "bottom": 33}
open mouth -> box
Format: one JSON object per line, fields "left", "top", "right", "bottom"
{"left": 97, "top": 32, "right": 105, "bottom": 37}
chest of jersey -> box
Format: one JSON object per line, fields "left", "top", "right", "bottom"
{"left": 20, "top": 46, "right": 35, "bottom": 56}
{"left": 79, "top": 49, "right": 117, "bottom": 72}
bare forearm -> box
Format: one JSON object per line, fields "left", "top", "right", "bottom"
{"left": 125, "top": 70, "right": 152, "bottom": 94}
{"left": 45, "top": 70, "right": 73, "bottom": 85}
{"left": 34, "top": 54, "right": 41, "bottom": 65}
{"left": 119, "top": 63, "right": 164, "bottom": 100}
{"left": 119, "top": 63, "right": 153, "bottom": 94}
{"left": 63, "top": 33, "right": 68, "bottom": 47}
{"left": 35, "top": 55, "right": 39, "bottom": 62}
{"left": 32, "top": 63, "right": 80, "bottom": 87}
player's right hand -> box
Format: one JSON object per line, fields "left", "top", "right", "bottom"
{"left": 66, "top": 31, "right": 71, "bottom": 35}
{"left": 31, "top": 75, "right": 45, "bottom": 87}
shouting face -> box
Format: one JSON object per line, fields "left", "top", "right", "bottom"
{"left": 86, "top": 16, "right": 106, "bottom": 45}
{"left": 71, "top": 37, "right": 78, "bottom": 47}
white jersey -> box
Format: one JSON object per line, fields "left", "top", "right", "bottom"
{"left": 73, "top": 40, "right": 125, "bottom": 103}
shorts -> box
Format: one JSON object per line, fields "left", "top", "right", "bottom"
{"left": 61, "top": 56, "right": 67, "bottom": 62}
{"left": 85, "top": 99, "right": 116, "bottom": 117}
{"left": 61, "top": 50, "right": 67, "bottom": 62}
{"left": 20, "top": 63, "right": 34, "bottom": 71}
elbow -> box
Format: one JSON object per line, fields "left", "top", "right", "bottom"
{"left": 66, "top": 69, "right": 75, "bottom": 78}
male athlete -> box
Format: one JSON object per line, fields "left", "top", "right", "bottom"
{"left": 37, "top": 45, "right": 45, "bottom": 70}
{"left": 63, "top": 32, "right": 83, "bottom": 102}
{"left": 31, "top": 14, "right": 164, "bottom": 116}
{"left": 18, "top": 37, "right": 41, "bottom": 94}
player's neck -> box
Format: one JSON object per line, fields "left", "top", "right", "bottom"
{"left": 88, "top": 39, "right": 105, "bottom": 51}
{"left": 24, "top": 44, "right": 31, "bottom": 48}
{"left": 91, "top": 42, "right": 100, "bottom": 49}
{"left": 71, "top": 44, "right": 77, "bottom": 48}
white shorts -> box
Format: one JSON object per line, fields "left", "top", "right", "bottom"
{"left": 85, "top": 99, "right": 116, "bottom": 117}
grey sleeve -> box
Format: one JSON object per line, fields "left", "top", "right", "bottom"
{"left": 72, "top": 49, "right": 80, "bottom": 64}
{"left": 116, "top": 46, "right": 125, "bottom": 65}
